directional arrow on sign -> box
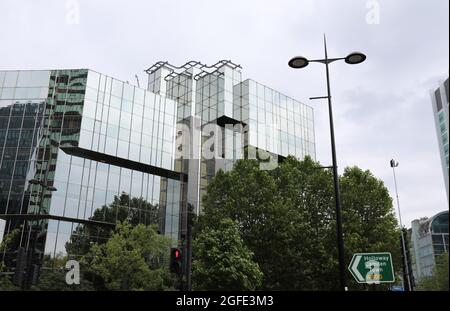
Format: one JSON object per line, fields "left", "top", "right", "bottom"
{"left": 350, "top": 255, "right": 364, "bottom": 282}
{"left": 348, "top": 252, "right": 395, "bottom": 284}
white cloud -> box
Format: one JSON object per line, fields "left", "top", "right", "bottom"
{"left": 0, "top": 0, "right": 448, "bottom": 226}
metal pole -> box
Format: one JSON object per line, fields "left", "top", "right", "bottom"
{"left": 186, "top": 207, "right": 193, "bottom": 291}
{"left": 324, "top": 35, "right": 347, "bottom": 291}
{"left": 391, "top": 162, "right": 412, "bottom": 291}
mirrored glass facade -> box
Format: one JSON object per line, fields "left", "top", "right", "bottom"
{"left": 147, "top": 61, "right": 315, "bottom": 213}
{"left": 0, "top": 70, "right": 49, "bottom": 218}
{"left": 1, "top": 61, "right": 316, "bottom": 270}
{"left": 235, "top": 79, "right": 315, "bottom": 159}
{"left": 0, "top": 69, "right": 182, "bottom": 267}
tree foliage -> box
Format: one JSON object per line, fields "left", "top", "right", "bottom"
{"left": 340, "top": 166, "right": 401, "bottom": 290}
{"left": 192, "top": 218, "right": 263, "bottom": 290}
{"left": 30, "top": 268, "right": 95, "bottom": 291}
{"left": 195, "top": 156, "right": 401, "bottom": 290}
{"left": 0, "top": 229, "right": 19, "bottom": 291}
{"left": 416, "top": 253, "right": 449, "bottom": 291}
{"left": 0, "top": 276, "right": 18, "bottom": 291}
{"left": 65, "top": 192, "right": 160, "bottom": 256}
{"left": 81, "top": 221, "right": 172, "bottom": 291}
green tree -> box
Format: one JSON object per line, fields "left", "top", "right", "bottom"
{"left": 416, "top": 253, "right": 449, "bottom": 291}
{"left": 65, "top": 192, "right": 160, "bottom": 256}
{"left": 196, "top": 156, "right": 401, "bottom": 290}
{"left": 25, "top": 254, "right": 95, "bottom": 291}
{"left": 81, "top": 221, "right": 172, "bottom": 290}
{"left": 0, "top": 229, "right": 19, "bottom": 291}
{"left": 0, "top": 276, "right": 18, "bottom": 291}
{"left": 197, "top": 159, "right": 286, "bottom": 289}
{"left": 192, "top": 218, "right": 263, "bottom": 290}
{"left": 30, "top": 268, "right": 95, "bottom": 291}
{"left": 271, "top": 156, "right": 337, "bottom": 290}
{"left": 197, "top": 156, "right": 336, "bottom": 290}
{"left": 340, "top": 166, "right": 401, "bottom": 290}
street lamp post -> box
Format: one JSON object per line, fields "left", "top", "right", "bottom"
{"left": 288, "top": 35, "right": 366, "bottom": 291}
{"left": 390, "top": 159, "right": 412, "bottom": 291}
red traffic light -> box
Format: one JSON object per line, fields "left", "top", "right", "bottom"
{"left": 171, "top": 248, "right": 182, "bottom": 261}
{"left": 174, "top": 249, "right": 181, "bottom": 259}
{"left": 170, "top": 248, "right": 183, "bottom": 274}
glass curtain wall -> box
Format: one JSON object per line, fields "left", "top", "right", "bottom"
{"left": 1, "top": 69, "right": 183, "bottom": 267}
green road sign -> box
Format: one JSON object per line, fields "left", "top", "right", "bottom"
{"left": 348, "top": 252, "right": 395, "bottom": 284}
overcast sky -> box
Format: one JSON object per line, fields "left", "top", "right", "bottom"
{"left": 0, "top": 0, "right": 448, "bottom": 226}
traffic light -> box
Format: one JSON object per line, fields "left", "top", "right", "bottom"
{"left": 170, "top": 247, "right": 183, "bottom": 274}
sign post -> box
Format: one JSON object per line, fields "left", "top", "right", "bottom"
{"left": 348, "top": 252, "right": 395, "bottom": 284}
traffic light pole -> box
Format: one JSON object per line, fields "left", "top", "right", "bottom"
{"left": 185, "top": 204, "right": 194, "bottom": 291}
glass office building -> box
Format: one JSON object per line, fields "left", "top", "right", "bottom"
{"left": 410, "top": 211, "right": 449, "bottom": 283}
{"left": 0, "top": 61, "right": 315, "bottom": 269}
{"left": 146, "top": 61, "right": 315, "bottom": 211}
{"left": 430, "top": 78, "right": 449, "bottom": 202}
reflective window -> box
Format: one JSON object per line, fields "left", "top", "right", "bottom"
{"left": 108, "top": 107, "right": 120, "bottom": 125}
{"left": 134, "top": 88, "right": 144, "bottom": 104}
{"left": 105, "top": 136, "right": 117, "bottom": 155}
{"left": 122, "top": 99, "right": 133, "bottom": 113}
{"left": 119, "top": 128, "right": 130, "bottom": 142}
{"left": 129, "top": 143, "right": 140, "bottom": 162}
{"left": 3, "top": 71, "right": 18, "bottom": 87}
{"left": 111, "top": 79, "right": 123, "bottom": 97}
{"left": 431, "top": 212, "right": 449, "bottom": 234}
{"left": 84, "top": 87, "right": 98, "bottom": 102}
{"left": 120, "top": 111, "right": 132, "bottom": 129}
{"left": 87, "top": 71, "right": 100, "bottom": 89}
{"left": 132, "top": 115, "right": 142, "bottom": 132}
{"left": 110, "top": 95, "right": 122, "bottom": 109}
{"left": 123, "top": 84, "right": 134, "bottom": 101}
{"left": 130, "top": 131, "right": 141, "bottom": 144}
{"left": 106, "top": 124, "right": 119, "bottom": 138}
{"left": 0, "top": 88, "right": 14, "bottom": 99}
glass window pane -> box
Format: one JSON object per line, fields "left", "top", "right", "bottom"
{"left": 123, "top": 84, "right": 134, "bottom": 101}
{"left": 120, "top": 112, "right": 131, "bottom": 129}
{"left": 134, "top": 88, "right": 144, "bottom": 104}
{"left": 108, "top": 107, "right": 120, "bottom": 125}
{"left": 119, "top": 128, "right": 130, "bottom": 142}
{"left": 87, "top": 71, "right": 100, "bottom": 89}
{"left": 110, "top": 95, "right": 121, "bottom": 109}
{"left": 111, "top": 79, "right": 123, "bottom": 97}
{"left": 105, "top": 137, "right": 117, "bottom": 155}
{"left": 122, "top": 100, "right": 132, "bottom": 113}
{"left": 4, "top": 71, "right": 18, "bottom": 87}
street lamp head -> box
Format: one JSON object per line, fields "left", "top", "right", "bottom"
{"left": 288, "top": 56, "right": 309, "bottom": 69}
{"left": 344, "top": 52, "right": 366, "bottom": 65}
{"left": 28, "top": 179, "right": 41, "bottom": 185}
{"left": 390, "top": 159, "right": 399, "bottom": 168}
